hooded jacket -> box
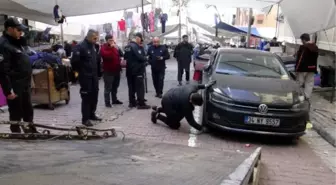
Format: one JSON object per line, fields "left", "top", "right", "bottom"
{"left": 295, "top": 43, "right": 319, "bottom": 73}
{"left": 100, "top": 43, "right": 123, "bottom": 73}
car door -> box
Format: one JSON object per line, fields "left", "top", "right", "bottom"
{"left": 202, "top": 51, "right": 218, "bottom": 84}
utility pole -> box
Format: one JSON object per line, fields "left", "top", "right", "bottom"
{"left": 178, "top": 0, "right": 182, "bottom": 42}
{"left": 246, "top": 8, "right": 253, "bottom": 48}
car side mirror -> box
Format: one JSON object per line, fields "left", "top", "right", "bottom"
{"left": 289, "top": 71, "right": 296, "bottom": 80}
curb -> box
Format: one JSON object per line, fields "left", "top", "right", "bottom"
{"left": 313, "top": 122, "right": 336, "bottom": 147}
{"left": 220, "top": 147, "right": 262, "bottom": 185}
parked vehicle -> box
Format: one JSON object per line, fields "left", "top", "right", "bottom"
{"left": 202, "top": 48, "right": 309, "bottom": 138}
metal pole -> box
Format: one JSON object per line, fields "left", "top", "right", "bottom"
{"left": 141, "top": 0, "right": 148, "bottom": 93}
{"left": 178, "top": 0, "right": 182, "bottom": 42}
{"left": 246, "top": 8, "right": 252, "bottom": 48}
{"left": 275, "top": 3, "right": 280, "bottom": 38}
{"left": 60, "top": 24, "right": 64, "bottom": 46}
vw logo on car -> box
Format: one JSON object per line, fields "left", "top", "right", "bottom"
{"left": 258, "top": 104, "right": 268, "bottom": 114}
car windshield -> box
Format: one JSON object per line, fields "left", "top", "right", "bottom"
{"left": 215, "top": 52, "right": 289, "bottom": 79}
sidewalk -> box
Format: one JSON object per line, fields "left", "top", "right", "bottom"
{"left": 310, "top": 92, "right": 336, "bottom": 147}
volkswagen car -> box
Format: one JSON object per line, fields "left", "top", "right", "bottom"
{"left": 202, "top": 48, "right": 309, "bottom": 138}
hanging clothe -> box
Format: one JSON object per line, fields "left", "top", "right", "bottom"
{"left": 154, "top": 8, "right": 162, "bottom": 31}
{"left": 53, "top": 5, "right": 66, "bottom": 24}
{"left": 141, "top": 13, "right": 149, "bottom": 32}
{"left": 132, "top": 12, "right": 141, "bottom": 27}
{"left": 160, "top": 13, "right": 168, "bottom": 33}
{"left": 118, "top": 19, "right": 126, "bottom": 31}
{"left": 149, "top": 11, "right": 155, "bottom": 32}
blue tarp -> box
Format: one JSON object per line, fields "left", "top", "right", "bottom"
{"left": 216, "top": 22, "right": 262, "bottom": 38}
{"left": 236, "top": 27, "right": 261, "bottom": 37}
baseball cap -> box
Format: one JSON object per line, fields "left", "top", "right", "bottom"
{"left": 134, "top": 32, "right": 143, "bottom": 41}
{"left": 4, "top": 18, "right": 28, "bottom": 31}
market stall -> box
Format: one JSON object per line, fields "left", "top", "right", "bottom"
{"left": 29, "top": 50, "right": 70, "bottom": 110}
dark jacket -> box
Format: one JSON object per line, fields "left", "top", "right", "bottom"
{"left": 71, "top": 39, "right": 98, "bottom": 77}
{"left": 295, "top": 43, "right": 319, "bottom": 73}
{"left": 147, "top": 44, "right": 170, "bottom": 70}
{"left": 174, "top": 42, "right": 193, "bottom": 67}
{"left": 161, "top": 84, "right": 205, "bottom": 130}
{"left": 0, "top": 33, "right": 32, "bottom": 96}
{"left": 124, "top": 41, "right": 147, "bottom": 76}
{"left": 100, "top": 43, "right": 123, "bottom": 73}
{"left": 64, "top": 43, "right": 72, "bottom": 57}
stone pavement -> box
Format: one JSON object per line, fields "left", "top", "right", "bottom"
{"left": 0, "top": 59, "right": 335, "bottom": 185}
{"left": 310, "top": 93, "right": 336, "bottom": 147}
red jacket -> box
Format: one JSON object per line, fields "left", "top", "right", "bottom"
{"left": 100, "top": 43, "right": 123, "bottom": 73}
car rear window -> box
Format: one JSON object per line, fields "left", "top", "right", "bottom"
{"left": 215, "top": 53, "right": 289, "bottom": 79}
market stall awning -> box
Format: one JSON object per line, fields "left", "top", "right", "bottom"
{"left": 216, "top": 22, "right": 262, "bottom": 38}
{"left": 191, "top": 0, "right": 336, "bottom": 39}
{"left": 236, "top": 27, "right": 261, "bottom": 38}
{"left": 0, "top": 0, "right": 150, "bottom": 25}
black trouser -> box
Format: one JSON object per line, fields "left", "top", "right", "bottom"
{"left": 97, "top": 62, "right": 102, "bottom": 78}
{"left": 127, "top": 74, "right": 145, "bottom": 105}
{"left": 156, "top": 107, "right": 183, "bottom": 130}
{"left": 151, "top": 69, "right": 165, "bottom": 95}
{"left": 79, "top": 76, "right": 99, "bottom": 122}
{"left": 177, "top": 62, "right": 190, "bottom": 82}
{"left": 103, "top": 72, "right": 120, "bottom": 104}
{"left": 7, "top": 87, "right": 34, "bottom": 131}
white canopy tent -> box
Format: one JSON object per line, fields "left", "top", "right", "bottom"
{"left": 191, "top": 0, "right": 336, "bottom": 39}
{"left": 0, "top": 0, "right": 150, "bottom": 25}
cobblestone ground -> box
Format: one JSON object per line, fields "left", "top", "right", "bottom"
{"left": 0, "top": 60, "right": 335, "bottom": 185}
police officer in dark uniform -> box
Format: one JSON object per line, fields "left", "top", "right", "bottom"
{"left": 147, "top": 37, "right": 170, "bottom": 98}
{"left": 71, "top": 29, "right": 102, "bottom": 126}
{"left": 0, "top": 18, "right": 38, "bottom": 133}
{"left": 124, "top": 33, "right": 150, "bottom": 109}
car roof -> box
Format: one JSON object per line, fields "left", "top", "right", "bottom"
{"left": 217, "top": 48, "right": 276, "bottom": 57}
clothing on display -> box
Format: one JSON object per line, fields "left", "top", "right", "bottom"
{"left": 160, "top": 13, "right": 168, "bottom": 33}
{"left": 149, "top": 11, "right": 155, "bottom": 32}
{"left": 132, "top": 12, "right": 141, "bottom": 28}
{"left": 118, "top": 19, "right": 126, "bottom": 31}
{"left": 126, "top": 11, "right": 133, "bottom": 19}
{"left": 103, "top": 23, "right": 113, "bottom": 34}
{"left": 126, "top": 17, "right": 133, "bottom": 28}
{"left": 141, "top": 13, "right": 149, "bottom": 32}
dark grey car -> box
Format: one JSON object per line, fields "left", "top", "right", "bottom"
{"left": 202, "top": 48, "right": 309, "bottom": 138}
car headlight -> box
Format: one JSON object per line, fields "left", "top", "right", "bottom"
{"left": 210, "top": 88, "right": 233, "bottom": 103}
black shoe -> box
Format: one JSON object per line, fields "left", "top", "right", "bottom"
{"left": 112, "top": 100, "right": 123, "bottom": 105}
{"left": 82, "top": 120, "right": 94, "bottom": 127}
{"left": 151, "top": 111, "right": 158, "bottom": 124}
{"left": 90, "top": 115, "right": 102, "bottom": 121}
{"left": 137, "top": 104, "right": 151, "bottom": 109}
{"left": 178, "top": 82, "right": 182, "bottom": 86}
{"left": 23, "top": 125, "right": 39, "bottom": 134}
{"left": 10, "top": 125, "right": 21, "bottom": 133}
{"left": 129, "top": 103, "right": 137, "bottom": 108}
{"left": 105, "top": 103, "right": 112, "bottom": 108}
{"left": 152, "top": 106, "right": 158, "bottom": 111}
{"left": 157, "top": 94, "right": 163, "bottom": 98}
{"left": 186, "top": 81, "right": 190, "bottom": 85}
{"left": 155, "top": 94, "right": 159, "bottom": 97}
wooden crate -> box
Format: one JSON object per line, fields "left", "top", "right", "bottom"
{"left": 31, "top": 67, "right": 70, "bottom": 110}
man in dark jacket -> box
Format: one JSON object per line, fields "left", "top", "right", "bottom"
{"left": 124, "top": 32, "right": 150, "bottom": 109}
{"left": 295, "top": 33, "right": 319, "bottom": 100}
{"left": 174, "top": 35, "right": 193, "bottom": 86}
{"left": 151, "top": 81, "right": 215, "bottom": 131}
{"left": 0, "top": 18, "right": 38, "bottom": 133}
{"left": 100, "top": 34, "right": 123, "bottom": 107}
{"left": 71, "top": 29, "right": 102, "bottom": 126}
{"left": 147, "top": 37, "right": 170, "bottom": 98}
{"left": 64, "top": 41, "right": 72, "bottom": 57}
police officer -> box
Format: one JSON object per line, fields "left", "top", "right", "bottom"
{"left": 151, "top": 81, "right": 215, "bottom": 132}
{"left": 147, "top": 37, "right": 170, "bottom": 98}
{"left": 0, "top": 18, "right": 38, "bottom": 133}
{"left": 124, "top": 33, "right": 150, "bottom": 109}
{"left": 71, "top": 29, "right": 102, "bottom": 127}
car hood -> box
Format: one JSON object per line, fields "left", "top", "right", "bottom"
{"left": 212, "top": 74, "right": 301, "bottom": 105}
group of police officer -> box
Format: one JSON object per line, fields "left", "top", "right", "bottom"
{"left": 0, "top": 17, "right": 208, "bottom": 133}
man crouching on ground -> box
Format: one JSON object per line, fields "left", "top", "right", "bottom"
{"left": 151, "top": 81, "right": 215, "bottom": 132}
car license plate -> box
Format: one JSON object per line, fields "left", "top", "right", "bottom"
{"left": 244, "top": 116, "right": 280, "bottom": 127}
